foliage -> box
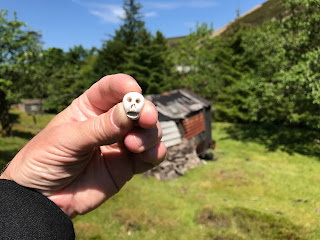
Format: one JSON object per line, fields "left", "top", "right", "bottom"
{"left": 124, "top": 30, "right": 173, "bottom": 94}
{"left": 94, "top": 0, "right": 174, "bottom": 94}
{"left": 0, "top": 0, "right": 173, "bottom": 116}
{"left": 232, "top": 0, "right": 320, "bottom": 128}
{"left": 16, "top": 45, "right": 96, "bottom": 113}
{"left": 173, "top": 23, "right": 220, "bottom": 99}
{"left": 0, "top": 9, "right": 42, "bottom": 135}
{"left": 2, "top": 0, "right": 320, "bottom": 129}
{"left": 173, "top": 23, "right": 246, "bottom": 121}
{"left": 172, "top": 0, "right": 320, "bottom": 130}
{"left": 42, "top": 46, "right": 93, "bottom": 112}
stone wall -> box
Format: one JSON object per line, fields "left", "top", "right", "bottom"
{"left": 144, "top": 138, "right": 205, "bottom": 180}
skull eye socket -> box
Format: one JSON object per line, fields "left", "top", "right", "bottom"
{"left": 136, "top": 98, "right": 141, "bottom": 104}
{"left": 127, "top": 97, "right": 132, "bottom": 102}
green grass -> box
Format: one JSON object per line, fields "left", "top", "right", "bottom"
{"left": 73, "top": 122, "right": 320, "bottom": 240}
{"left": 1, "top": 111, "right": 320, "bottom": 239}
{"left": 0, "top": 110, "right": 55, "bottom": 170}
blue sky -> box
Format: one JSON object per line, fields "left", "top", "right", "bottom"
{"left": 1, "top": 0, "right": 267, "bottom": 51}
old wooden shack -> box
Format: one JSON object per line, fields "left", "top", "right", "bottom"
{"left": 145, "top": 89, "right": 212, "bottom": 180}
{"left": 146, "top": 89, "right": 212, "bottom": 154}
{"left": 18, "top": 99, "right": 43, "bottom": 114}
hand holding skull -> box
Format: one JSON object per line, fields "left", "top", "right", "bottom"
{"left": 0, "top": 74, "right": 166, "bottom": 218}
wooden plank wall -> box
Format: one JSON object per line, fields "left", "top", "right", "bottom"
{"left": 160, "top": 121, "right": 182, "bottom": 148}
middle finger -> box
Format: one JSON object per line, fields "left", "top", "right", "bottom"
{"left": 124, "top": 122, "right": 162, "bottom": 153}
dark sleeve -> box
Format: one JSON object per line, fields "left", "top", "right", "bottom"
{"left": 0, "top": 179, "right": 75, "bottom": 240}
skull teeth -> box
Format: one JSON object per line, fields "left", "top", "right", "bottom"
{"left": 126, "top": 111, "right": 139, "bottom": 120}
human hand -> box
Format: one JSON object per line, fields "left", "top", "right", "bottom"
{"left": 0, "top": 74, "right": 166, "bottom": 218}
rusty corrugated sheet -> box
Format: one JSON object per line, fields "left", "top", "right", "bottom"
{"left": 182, "top": 113, "right": 205, "bottom": 139}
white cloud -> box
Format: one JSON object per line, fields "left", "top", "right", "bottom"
{"left": 144, "top": 11, "right": 158, "bottom": 18}
{"left": 72, "top": 0, "right": 124, "bottom": 24}
{"left": 72, "top": 0, "right": 218, "bottom": 24}
{"left": 89, "top": 5, "right": 125, "bottom": 24}
{"left": 145, "top": 1, "right": 217, "bottom": 10}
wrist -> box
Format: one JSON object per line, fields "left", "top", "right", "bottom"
{"left": 49, "top": 193, "right": 77, "bottom": 219}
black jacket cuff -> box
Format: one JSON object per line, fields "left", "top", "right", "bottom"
{"left": 0, "top": 179, "right": 75, "bottom": 239}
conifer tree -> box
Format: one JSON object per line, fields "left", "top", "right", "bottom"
{"left": 94, "top": 0, "right": 146, "bottom": 78}
{"left": 94, "top": 0, "right": 173, "bottom": 94}
{"left": 124, "top": 30, "right": 173, "bottom": 94}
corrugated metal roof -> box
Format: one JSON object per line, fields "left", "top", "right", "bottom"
{"left": 146, "top": 89, "right": 211, "bottom": 121}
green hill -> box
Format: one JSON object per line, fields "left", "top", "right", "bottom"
{"left": 167, "top": 0, "right": 284, "bottom": 45}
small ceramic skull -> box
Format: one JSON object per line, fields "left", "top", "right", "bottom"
{"left": 122, "top": 92, "right": 145, "bottom": 120}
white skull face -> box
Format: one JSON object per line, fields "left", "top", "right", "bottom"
{"left": 122, "top": 92, "right": 145, "bottom": 120}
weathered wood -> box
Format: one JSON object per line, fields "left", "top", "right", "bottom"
{"left": 160, "top": 121, "right": 182, "bottom": 148}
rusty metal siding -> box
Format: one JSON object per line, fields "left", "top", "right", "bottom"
{"left": 182, "top": 112, "right": 206, "bottom": 139}
{"left": 160, "top": 121, "right": 182, "bottom": 148}
{"left": 146, "top": 89, "right": 212, "bottom": 151}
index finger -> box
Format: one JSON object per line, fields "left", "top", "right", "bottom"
{"left": 46, "top": 74, "right": 142, "bottom": 129}
{"left": 85, "top": 74, "right": 142, "bottom": 115}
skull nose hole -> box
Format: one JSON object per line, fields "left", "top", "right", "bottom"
{"left": 127, "top": 97, "right": 132, "bottom": 102}
{"left": 136, "top": 98, "right": 141, "bottom": 104}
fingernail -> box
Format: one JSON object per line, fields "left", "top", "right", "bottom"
{"left": 133, "top": 135, "right": 143, "bottom": 150}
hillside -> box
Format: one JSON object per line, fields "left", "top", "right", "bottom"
{"left": 167, "top": 0, "right": 284, "bottom": 45}
{"left": 232, "top": 0, "right": 283, "bottom": 26}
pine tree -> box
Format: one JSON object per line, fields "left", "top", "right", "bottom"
{"left": 94, "top": 0, "right": 145, "bottom": 78}
{"left": 94, "top": 0, "right": 173, "bottom": 94}
{"left": 124, "top": 30, "right": 173, "bottom": 94}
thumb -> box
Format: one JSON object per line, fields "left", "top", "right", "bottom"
{"left": 64, "top": 103, "right": 134, "bottom": 150}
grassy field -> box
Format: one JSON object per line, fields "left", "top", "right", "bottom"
{"left": 0, "top": 110, "right": 55, "bottom": 170}
{"left": 1, "top": 111, "right": 320, "bottom": 239}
